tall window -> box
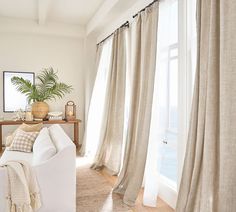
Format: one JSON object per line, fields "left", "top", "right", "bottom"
{"left": 157, "top": 0, "right": 178, "bottom": 186}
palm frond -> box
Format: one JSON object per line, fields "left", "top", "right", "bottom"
{"left": 11, "top": 77, "right": 34, "bottom": 103}
{"left": 41, "top": 83, "right": 73, "bottom": 101}
{"left": 11, "top": 68, "right": 73, "bottom": 102}
{"left": 37, "top": 67, "right": 58, "bottom": 88}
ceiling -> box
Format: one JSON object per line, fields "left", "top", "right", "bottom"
{"left": 0, "top": 0, "right": 106, "bottom": 25}
{"left": 0, "top": 0, "right": 153, "bottom": 38}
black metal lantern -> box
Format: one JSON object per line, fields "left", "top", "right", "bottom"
{"left": 65, "top": 101, "right": 76, "bottom": 121}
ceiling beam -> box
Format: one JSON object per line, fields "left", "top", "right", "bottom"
{"left": 38, "top": 0, "right": 53, "bottom": 25}
{"left": 0, "top": 17, "right": 86, "bottom": 38}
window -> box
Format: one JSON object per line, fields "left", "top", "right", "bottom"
{"left": 159, "top": 43, "right": 178, "bottom": 184}
{"left": 157, "top": 0, "right": 178, "bottom": 186}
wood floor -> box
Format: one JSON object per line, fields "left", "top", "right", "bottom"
{"left": 100, "top": 169, "right": 174, "bottom": 212}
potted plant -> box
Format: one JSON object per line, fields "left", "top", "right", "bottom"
{"left": 11, "top": 67, "right": 73, "bottom": 119}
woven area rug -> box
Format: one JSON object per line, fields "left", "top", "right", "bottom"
{"left": 76, "top": 157, "right": 132, "bottom": 212}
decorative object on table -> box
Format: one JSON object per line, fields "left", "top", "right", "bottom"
{"left": 12, "top": 109, "right": 25, "bottom": 121}
{"left": 25, "top": 104, "right": 33, "bottom": 121}
{"left": 65, "top": 101, "right": 76, "bottom": 121}
{"left": 48, "top": 111, "right": 63, "bottom": 121}
{"left": 32, "top": 102, "right": 49, "bottom": 120}
{"left": 11, "top": 67, "right": 73, "bottom": 120}
{"left": 3, "top": 71, "right": 35, "bottom": 112}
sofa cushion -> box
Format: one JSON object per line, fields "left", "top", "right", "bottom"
{"left": 33, "top": 127, "right": 57, "bottom": 165}
{"left": 0, "top": 148, "right": 33, "bottom": 165}
{"left": 5, "top": 123, "right": 43, "bottom": 147}
{"left": 8, "top": 130, "right": 39, "bottom": 153}
{"left": 48, "top": 124, "right": 74, "bottom": 152}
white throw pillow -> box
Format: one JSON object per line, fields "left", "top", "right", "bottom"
{"left": 33, "top": 127, "right": 57, "bottom": 165}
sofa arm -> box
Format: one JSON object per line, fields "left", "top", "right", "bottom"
{"left": 34, "top": 145, "right": 76, "bottom": 212}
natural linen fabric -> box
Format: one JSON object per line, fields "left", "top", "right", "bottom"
{"left": 91, "top": 27, "right": 127, "bottom": 174}
{"left": 113, "top": 2, "right": 159, "bottom": 206}
{"left": 176, "top": 0, "right": 236, "bottom": 211}
{"left": 0, "top": 161, "right": 41, "bottom": 212}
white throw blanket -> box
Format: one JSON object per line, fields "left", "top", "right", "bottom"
{"left": 0, "top": 160, "right": 41, "bottom": 212}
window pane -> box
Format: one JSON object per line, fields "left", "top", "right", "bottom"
{"left": 160, "top": 132, "right": 177, "bottom": 182}
{"left": 169, "top": 1, "right": 178, "bottom": 44}
{"left": 160, "top": 56, "right": 178, "bottom": 184}
{"left": 170, "top": 48, "right": 178, "bottom": 58}
{"left": 169, "top": 58, "right": 178, "bottom": 132}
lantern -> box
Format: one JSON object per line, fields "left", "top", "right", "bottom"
{"left": 65, "top": 101, "right": 76, "bottom": 121}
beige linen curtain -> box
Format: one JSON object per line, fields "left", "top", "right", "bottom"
{"left": 91, "top": 27, "right": 127, "bottom": 174}
{"left": 176, "top": 0, "right": 236, "bottom": 211}
{"left": 113, "top": 2, "right": 159, "bottom": 206}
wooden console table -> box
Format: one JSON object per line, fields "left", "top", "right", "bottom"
{"left": 0, "top": 119, "right": 81, "bottom": 151}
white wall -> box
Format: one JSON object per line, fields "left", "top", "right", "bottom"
{"left": 0, "top": 32, "right": 87, "bottom": 144}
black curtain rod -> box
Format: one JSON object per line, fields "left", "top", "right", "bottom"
{"left": 97, "top": 21, "right": 129, "bottom": 46}
{"left": 97, "top": 0, "right": 157, "bottom": 45}
{"left": 133, "top": 0, "right": 158, "bottom": 18}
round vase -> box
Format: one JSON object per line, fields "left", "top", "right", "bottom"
{"left": 32, "top": 102, "right": 49, "bottom": 119}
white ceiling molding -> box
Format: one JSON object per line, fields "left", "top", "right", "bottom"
{"left": 86, "top": 0, "right": 119, "bottom": 35}
{"left": 38, "top": 0, "right": 53, "bottom": 25}
{"left": 0, "top": 17, "right": 85, "bottom": 38}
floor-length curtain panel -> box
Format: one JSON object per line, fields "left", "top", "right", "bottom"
{"left": 80, "top": 44, "right": 103, "bottom": 156}
{"left": 81, "top": 38, "right": 113, "bottom": 157}
{"left": 113, "top": 2, "right": 159, "bottom": 206}
{"left": 176, "top": 0, "right": 236, "bottom": 211}
{"left": 91, "top": 27, "right": 128, "bottom": 174}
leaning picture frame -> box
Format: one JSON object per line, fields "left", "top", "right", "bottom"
{"left": 3, "top": 71, "right": 35, "bottom": 112}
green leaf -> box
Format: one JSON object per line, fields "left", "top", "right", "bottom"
{"left": 11, "top": 67, "right": 73, "bottom": 103}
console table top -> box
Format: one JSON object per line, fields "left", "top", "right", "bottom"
{"left": 0, "top": 119, "right": 81, "bottom": 125}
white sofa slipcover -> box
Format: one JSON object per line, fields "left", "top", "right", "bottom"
{"left": 0, "top": 124, "right": 76, "bottom": 212}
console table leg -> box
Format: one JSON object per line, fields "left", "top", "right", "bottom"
{"left": 0, "top": 125, "right": 2, "bottom": 152}
{"left": 74, "top": 122, "right": 79, "bottom": 148}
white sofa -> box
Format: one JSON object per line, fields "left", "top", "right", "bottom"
{"left": 0, "top": 124, "right": 76, "bottom": 212}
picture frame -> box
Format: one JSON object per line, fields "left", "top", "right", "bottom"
{"left": 3, "top": 71, "right": 35, "bottom": 112}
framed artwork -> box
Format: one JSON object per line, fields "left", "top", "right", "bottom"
{"left": 3, "top": 71, "right": 35, "bottom": 112}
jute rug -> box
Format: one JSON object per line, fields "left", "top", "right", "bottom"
{"left": 76, "top": 157, "right": 132, "bottom": 212}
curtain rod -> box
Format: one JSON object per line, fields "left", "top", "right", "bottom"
{"left": 96, "top": 0, "right": 157, "bottom": 45}
{"left": 133, "top": 0, "right": 158, "bottom": 18}
{"left": 97, "top": 21, "right": 129, "bottom": 46}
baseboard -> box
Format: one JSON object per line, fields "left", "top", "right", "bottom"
{"left": 159, "top": 177, "right": 178, "bottom": 209}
